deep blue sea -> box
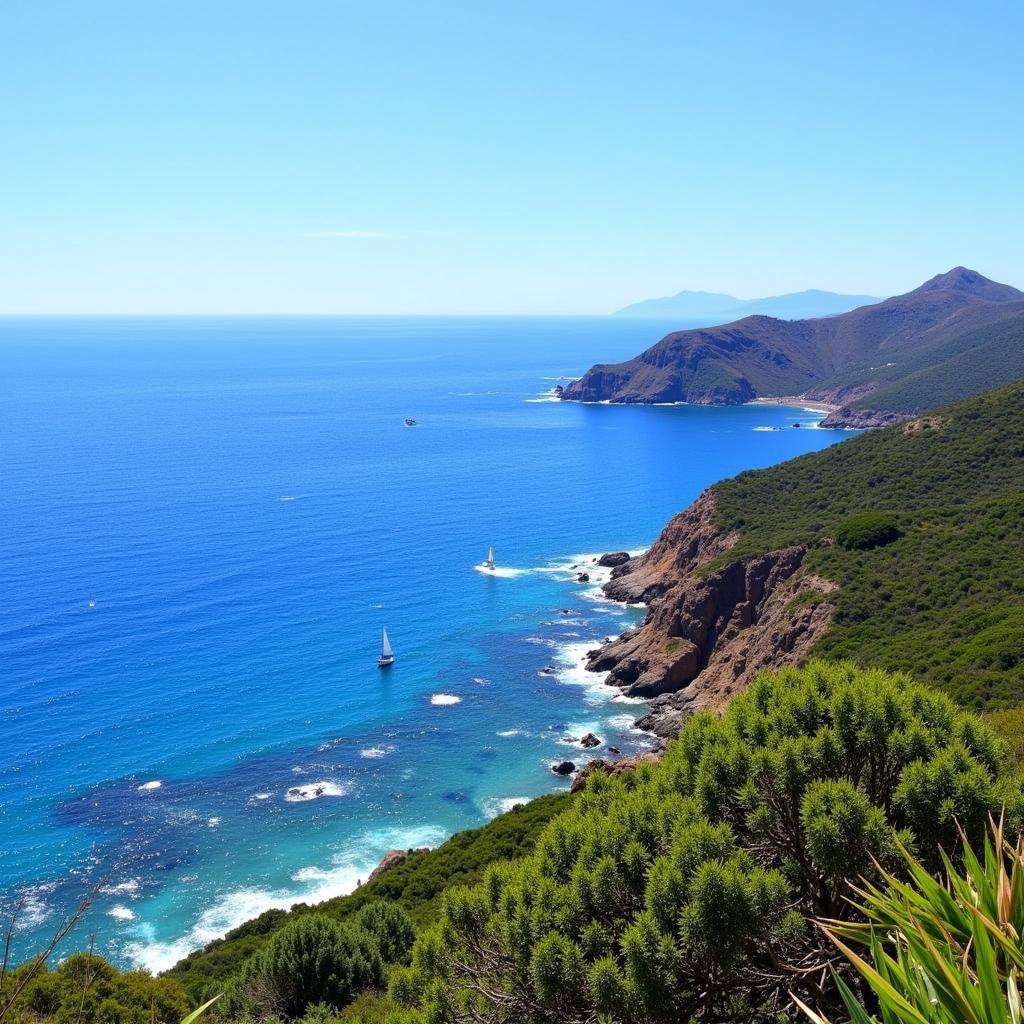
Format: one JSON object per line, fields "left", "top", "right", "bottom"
{"left": 0, "top": 316, "right": 851, "bottom": 971}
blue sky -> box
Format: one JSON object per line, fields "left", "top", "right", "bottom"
{"left": 1, "top": 1, "right": 1021, "bottom": 313}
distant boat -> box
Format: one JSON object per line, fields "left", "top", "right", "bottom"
{"left": 404, "top": 418, "right": 417, "bottom": 427}
{"left": 378, "top": 627, "right": 394, "bottom": 668}
{"left": 484, "top": 546, "right": 495, "bottom": 571}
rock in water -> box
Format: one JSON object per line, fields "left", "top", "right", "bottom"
{"left": 597, "top": 551, "right": 631, "bottom": 568}
{"left": 550, "top": 760, "right": 576, "bottom": 776}
{"left": 579, "top": 732, "right": 602, "bottom": 748}
{"left": 576, "top": 572, "right": 590, "bottom": 583}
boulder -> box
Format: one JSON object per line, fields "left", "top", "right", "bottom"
{"left": 576, "top": 572, "right": 591, "bottom": 583}
{"left": 550, "top": 760, "right": 576, "bottom": 776}
{"left": 597, "top": 551, "right": 632, "bottom": 568}
{"left": 579, "top": 732, "right": 602, "bottom": 748}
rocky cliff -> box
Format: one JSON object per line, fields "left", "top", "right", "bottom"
{"left": 594, "top": 490, "right": 837, "bottom": 736}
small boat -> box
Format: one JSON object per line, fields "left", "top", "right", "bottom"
{"left": 404, "top": 418, "right": 417, "bottom": 427}
{"left": 484, "top": 546, "right": 495, "bottom": 571}
{"left": 378, "top": 627, "right": 395, "bottom": 668}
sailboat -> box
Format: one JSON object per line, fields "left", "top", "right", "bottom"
{"left": 484, "top": 546, "right": 495, "bottom": 571}
{"left": 377, "top": 627, "right": 394, "bottom": 668}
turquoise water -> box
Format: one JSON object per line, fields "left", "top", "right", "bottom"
{"left": 0, "top": 316, "right": 850, "bottom": 970}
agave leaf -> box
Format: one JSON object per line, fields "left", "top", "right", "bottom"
{"left": 180, "top": 994, "right": 221, "bottom": 1024}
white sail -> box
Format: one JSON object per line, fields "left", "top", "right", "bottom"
{"left": 486, "top": 546, "right": 495, "bottom": 567}
{"left": 381, "top": 627, "right": 393, "bottom": 659}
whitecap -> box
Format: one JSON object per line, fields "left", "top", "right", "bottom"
{"left": 471, "top": 676, "right": 490, "bottom": 685}
{"left": 101, "top": 879, "right": 141, "bottom": 896}
{"left": 207, "top": 817, "right": 221, "bottom": 827}
{"left": 496, "top": 728, "right": 526, "bottom": 738}
{"left": 107, "top": 906, "right": 136, "bottom": 921}
{"left": 137, "top": 780, "right": 162, "bottom": 791}
{"left": 278, "top": 496, "right": 298, "bottom": 501}
{"left": 430, "top": 693, "right": 461, "bottom": 706}
{"left": 359, "top": 745, "right": 393, "bottom": 759}
{"left": 284, "top": 780, "right": 349, "bottom": 802}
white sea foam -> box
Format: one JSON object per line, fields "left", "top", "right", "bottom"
{"left": 123, "top": 824, "right": 447, "bottom": 973}
{"left": 278, "top": 496, "right": 298, "bottom": 501}
{"left": 471, "top": 676, "right": 490, "bottom": 685}
{"left": 284, "top": 780, "right": 349, "bottom": 802}
{"left": 101, "top": 879, "right": 141, "bottom": 896}
{"left": 752, "top": 425, "right": 782, "bottom": 432}
{"left": 496, "top": 728, "right": 526, "bottom": 737}
{"left": 359, "top": 745, "right": 394, "bottom": 759}
{"left": 550, "top": 639, "right": 644, "bottom": 706}
{"left": 473, "top": 564, "right": 526, "bottom": 578}
{"left": 482, "top": 796, "right": 531, "bottom": 818}
{"left": 108, "top": 906, "right": 137, "bottom": 921}
{"left": 207, "top": 817, "right": 221, "bottom": 827}
{"left": 137, "top": 780, "right": 162, "bottom": 791}
{"left": 430, "top": 693, "right": 461, "bottom": 706}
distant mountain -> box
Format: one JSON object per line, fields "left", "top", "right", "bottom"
{"left": 614, "top": 288, "right": 880, "bottom": 321}
{"left": 563, "top": 267, "right": 1024, "bottom": 424}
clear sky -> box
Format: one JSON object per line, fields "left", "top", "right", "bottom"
{"left": 2, "top": 1, "right": 1022, "bottom": 314}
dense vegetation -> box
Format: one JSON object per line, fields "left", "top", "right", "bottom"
{"left": 0, "top": 952, "right": 189, "bottom": 1024}
{"left": 845, "top": 309, "right": 1024, "bottom": 414}
{"left": 710, "top": 381, "right": 1024, "bottom": 708}
{"left": 389, "top": 662, "right": 1021, "bottom": 1023}
{"left": 167, "top": 794, "right": 570, "bottom": 1002}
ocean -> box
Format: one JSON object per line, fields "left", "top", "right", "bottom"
{"left": 0, "top": 316, "right": 850, "bottom": 971}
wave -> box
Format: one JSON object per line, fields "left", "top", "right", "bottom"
{"left": 137, "top": 780, "right": 162, "bottom": 791}
{"left": 122, "top": 824, "right": 447, "bottom": 973}
{"left": 496, "top": 728, "right": 527, "bottom": 738}
{"left": 107, "top": 905, "right": 137, "bottom": 921}
{"left": 430, "top": 693, "right": 461, "bottom": 706}
{"left": 482, "top": 796, "right": 531, "bottom": 818}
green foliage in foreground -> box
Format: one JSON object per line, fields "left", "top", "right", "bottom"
{"left": 711, "top": 381, "right": 1024, "bottom": 708}
{"left": 167, "top": 794, "right": 570, "bottom": 1002}
{"left": 798, "top": 819, "right": 1024, "bottom": 1024}
{"left": 221, "top": 903, "right": 413, "bottom": 1021}
{"left": 389, "top": 662, "right": 1023, "bottom": 1024}
{"left": 0, "top": 952, "right": 189, "bottom": 1024}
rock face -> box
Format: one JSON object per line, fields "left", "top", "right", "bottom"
{"left": 570, "top": 752, "right": 663, "bottom": 793}
{"left": 589, "top": 489, "right": 838, "bottom": 737}
{"left": 368, "top": 848, "right": 419, "bottom": 882}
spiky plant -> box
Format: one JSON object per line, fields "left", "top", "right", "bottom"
{"left": 797, "top": 817, "right": 1024, "bottom": 1023}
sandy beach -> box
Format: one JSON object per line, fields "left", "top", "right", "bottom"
{"left": 746, "top": 396, "right": 840, "bottom": 413}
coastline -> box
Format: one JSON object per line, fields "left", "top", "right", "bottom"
{"left": 745, "top": 395, "right": 840, "bottom": 413}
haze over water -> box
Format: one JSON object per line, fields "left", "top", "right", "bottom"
{"left": 0, "top": 316, "right": 850, "bottom": 970}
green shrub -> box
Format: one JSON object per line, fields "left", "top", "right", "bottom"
{"left": 224, "top": 915, "right": 383, "bottom": 1020}
{"left": 833, "top": 512, "right": 901, "bottom": 550}
{"left": 390, "top": 662, "right": 1022, "bottom": 1024}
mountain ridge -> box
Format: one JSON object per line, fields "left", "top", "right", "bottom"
{"left": 614, "top": 286, "right": 880, "bottom": 320}
{"left": 565, "top": 267, "right": 1024, "bottom": 421}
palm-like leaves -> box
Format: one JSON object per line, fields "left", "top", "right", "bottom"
{"left": 797, "top": 818, "right": 1024, "bottom": 1023}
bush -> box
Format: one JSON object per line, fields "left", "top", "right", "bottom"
{"left": 833, "top": 512, "right": 901, "bottom": 550}
{"left": 223, "top": 915, "right": 383, "bottom": 1020}
{"left": 390, "top": 662, "right": 1022, "bottom": 1024}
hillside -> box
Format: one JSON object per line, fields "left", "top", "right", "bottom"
{"left": 564, "top": 268, "right": 1024, "bottom": 420}
{"left": 588, "top": 380, "right": 1024, "bottom": 733}
{"left": 613, "top": 287, "right": 879, "bottom": 320}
